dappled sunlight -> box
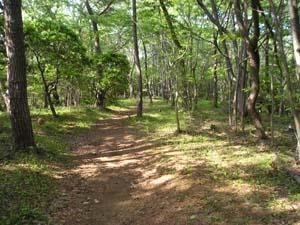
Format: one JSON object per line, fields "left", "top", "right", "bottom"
{"left": 46, "top": 101, "right": 300, "bottom": 225}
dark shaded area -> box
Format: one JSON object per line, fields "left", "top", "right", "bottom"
{"left": 0, "top": 166, "right": 56, "bottom": 224}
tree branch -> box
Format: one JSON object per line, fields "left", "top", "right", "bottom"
{"left": 99, "top": 0, "right": 114, "bottom": 16}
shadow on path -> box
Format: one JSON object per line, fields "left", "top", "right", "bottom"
{"left": 51, "top": 110, "right": 300, "bottom": 225}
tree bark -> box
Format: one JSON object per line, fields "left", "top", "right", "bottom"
{"left": 3, "top": 0, "right": 35, "bottom": 149}
{"left": 33, "top": 49, "right": 58, "bottom": 117}
{"left": 234, "top": 0, "right": 267, "bottom": 139}
{"left": 0, "top": 79, "right": 10, "bottom": 112}
{"left": 142, "top": 41, "right": 153, "bottom": 104}
{"left": 265, "top": 0, "right": 300, "bottom": 160}
{"left": 132, "top": 0, "right": 143, "bottom": 117}
{"left": 96, "top": 90, "right": 105, "bottom": 109}
{"left": 85, "top": 0, "right": 101, "bottom": 54}
{"left": 288, "top": 0, "right": 300, "bottom": 160}
{"left": 289, "top": 0, "right": 300, "bottom": 80}
{"left": 212, "top": 48, "right": 218, "bottom": 108}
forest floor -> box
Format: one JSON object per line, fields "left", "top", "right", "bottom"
{"left": 1, "top": 99, "right": 300, "bottom": 225}
{"left": 50, "top": 100, "right": 300, "bottom": 225}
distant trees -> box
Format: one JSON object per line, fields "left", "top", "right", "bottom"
{"left": 2, "top": 0, "right": 300, "bottom": 160}
{"left": 26, "top": 19, "right": 87, "bottom": 117}
{"left": 3, "top": 0, "right": 35, "bottom": 149}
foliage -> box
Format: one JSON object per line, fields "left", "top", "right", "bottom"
{"left": 93, "top": 52, "right": 130, "bottom": 100}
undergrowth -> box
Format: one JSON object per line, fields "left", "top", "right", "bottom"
{"left": 126, "top": 99, "right": 300, "bottom": 225}
{"left": 1, "top": 99, "right": 299, "bottom": 225}
{"left": 0, "top": 106, "right": 114, "bottom": 225}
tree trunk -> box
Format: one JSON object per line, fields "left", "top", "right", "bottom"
{"left": 129, "top": 63, "right": 135, "bottom": 98}
{"left": 213, "top": 58, "right": 218, "bottom": 108}
{"left": 142, "top": 41, "right": 153, "bottom": 104}
{"left": 266, "top": 0, "right": 300, "bottom": 160}
{"left": 40, "top": 68, "right": 57, "bottom": 117}
{"left": 132, "top": 0, "right": 143, "bottom": 117}
{"left": 289, "top": 0, "right": 300, "bottom": 81}
{"left": 246, "top": 44, "right": 266, "bottom": 138}
{"left": 0, "top": 81, "right": 10, "bottom": 112}
{"left": 265, "top": 37, "right": 274, "bottom": 144}
{"left": 86, "top": 0, "right": 109, "bottom": 109}
{"left": 96, "top": 91, "right": 105, "bottom": 109}
{"left": 85, "top": 0, "right": 101, "bottom": 54}
{"left": 159, "top": 0, "right": 183, "bottom": 132}
{"left": 44, "top": 91, "right": 48, "bottom": 108}
{"left": 234, "top": 0, "right": 267, "bottom": 139}
{"left": 288, "top": 0, "right": 300, "bottom": 161}
{"left": 3, "top": 0, "right": 35, "bottom": 149}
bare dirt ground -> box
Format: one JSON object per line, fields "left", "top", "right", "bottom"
{"left": 50, "top": 109, "right": 300, "bottom": 225}
{"left": 51, "top": 110, "right": 189, "bottom": 225}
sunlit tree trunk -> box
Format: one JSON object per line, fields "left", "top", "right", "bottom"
{"left": 289, "top": 0, "right": 300, "bottom": 81}
{"left": 142, "top": 41, "right": 153, "bottom": 104}
{"left": 0, "top": 79, "right": 10, "bottom": 112}
{"left": 288, "top": 0, "right": 300, "bottom": 160}
{"left": 132, "top": 0, "right": 143, "bottom": 117}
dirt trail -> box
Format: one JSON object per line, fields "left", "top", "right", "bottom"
{"left": 51, "top": 110, "right": 188, "bottom": 225}
{"left": 50, "top": 109, "right": 300, "bottom": 225}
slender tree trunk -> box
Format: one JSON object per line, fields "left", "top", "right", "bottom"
{"left": 132, "top": 0, "right": 143, "bottom": 117}
{"left": 44, "top": 91, "right": 49, "bottom": 108}
{"left": 213, "top": 55, "right": 218, "bottom": 108}
{"left": 270, "top": 65, "right": 275, "bottom": 146}
{"left": 85, "top": 0, "right": 101, "bottom": 54}
{"left": 3, "top": 0, "right": 35, "bottom": 149}
{"left": 289, "top": 0, "right": 300, "bottom": 81}
{"left": 159, "top": 0, "right": 183, "bottom": 132}
{"left": 288, "top": 0, "right": 300, "bottom": 160}
{"left": 265, "top": 0, "right": 300, "bottom": 159}
{"left": 86, "top": 0, "right": 109, "bottom": 109}
{"left": 42, "top": 82, "right": 57, "bottom": 118}
{"left": 35, "top": 54, "right": 58, "bottom": 117}
{"left": 142, "top": 41, "right": 153, "bottom": 104}
{"left": 246, "top": 45, "right": 266, "bottom": 138}
{"left": 129, "top": 63, "right": 135, "bottom": 98}
{"left": 234, "top": 0, "right": 267, "bottom": 139}
{"left": 0, "top": 79, "right": 10, "bottom": 112}
{"left": 96, "top": 91, "right": 105, "bottom": 109}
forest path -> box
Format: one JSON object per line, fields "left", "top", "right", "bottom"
{"left": 51, "top": 109, "right": 189, "bottom": 225}
{"left": 50, "top": 107, "right": 300, "bottom": 225}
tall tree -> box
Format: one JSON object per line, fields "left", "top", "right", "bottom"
{"left": 3, "top": 0, "right": 35, "bottom": 149}
{"left": 196, "top": 0, "right": 235, "bottom": 127}
{"left": 159, "top": 0, "right": 183, "bottom": 132}
{"left": 85, "top": 0, "right": 114, "bottom": 109}
{"left": 132, "top": 0, "right": 143, "bottom": 117}
{"left": 234, "top": 0, "right": 267, "bottom": 139}
{"left": 288, "top": 0, "right": 300, "bottom": 161}
{"left": 289, "top": 0, "right": 300, "bottom": 80}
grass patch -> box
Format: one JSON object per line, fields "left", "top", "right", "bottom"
{"left": 126, "top": 99, "right": 300, "bottom": 225}
{"left": 0, "top": 106, "right": 115, "bottom": 224}
{"left": 1, "top": 99, "right": 299, "bottom": 224}
{"left": 125, "top": 99, "right": 188, "bottom": 135}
